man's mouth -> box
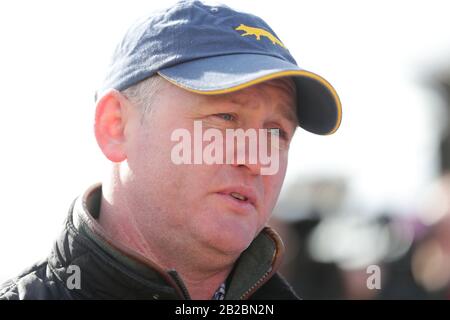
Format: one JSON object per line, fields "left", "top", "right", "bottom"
{"left": 216, "top": 186, "right": 257, "bottom": 209}
{"left": 215, "top": 188, "right": 257, "bottom": 214}
{"left": 229, "top": 192, "right": 248, "bottom": 202}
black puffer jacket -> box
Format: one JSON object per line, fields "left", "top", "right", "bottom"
{"left": 0, "top": 184, "right": 299, "bottom": 300}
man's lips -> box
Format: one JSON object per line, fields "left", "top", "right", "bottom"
{"left": 216, "top": 186, "right": 258, "bottom": 209}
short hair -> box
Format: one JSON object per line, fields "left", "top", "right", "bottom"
{"left": 120, "top": 75, "right": 166, "bottom": 121}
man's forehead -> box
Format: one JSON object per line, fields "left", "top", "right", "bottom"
{"left": 266, "top": 77, "right": 296, "bottom": 95}
{"left": 159, "top": 75, "right": 299, "bottom": 127}
{"left": 221, "top": 77, "right": 298, "bottom": 123}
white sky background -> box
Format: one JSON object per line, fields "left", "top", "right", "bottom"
{"left": 1, "top": 0, "right": 450, "bottom": 283}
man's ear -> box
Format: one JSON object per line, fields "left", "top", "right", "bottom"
{"left": 94, "top": 89, "right": 130, "bottom": 162}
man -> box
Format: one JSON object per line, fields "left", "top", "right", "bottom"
{"left": 0, "top": 0, "right": 341, "bottom": 300}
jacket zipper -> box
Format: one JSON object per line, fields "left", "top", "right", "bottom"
{"left": 167, "top": 270, "right": 191, "bottom": 300}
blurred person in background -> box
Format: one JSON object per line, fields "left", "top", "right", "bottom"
{"left": 411, "top": 174, "right": 450, "bottom": 299}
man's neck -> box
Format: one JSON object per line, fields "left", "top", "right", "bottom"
{"left": 97, "top": 192, "right": 235, "bottom": 300}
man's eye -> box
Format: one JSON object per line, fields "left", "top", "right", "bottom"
{"left": 214, "top": 113, "right": 235, "bottom": 121}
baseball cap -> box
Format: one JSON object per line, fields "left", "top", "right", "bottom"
{"left": 98, "top": 0, "right": 342, "bottom": 135}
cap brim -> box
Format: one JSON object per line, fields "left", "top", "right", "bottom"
{"left": 158, "top": 54, "right": 341, "bottom": 135}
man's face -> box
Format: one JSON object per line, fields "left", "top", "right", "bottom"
{"left": 121, "top": 77, "right": 297, "bottom": 256}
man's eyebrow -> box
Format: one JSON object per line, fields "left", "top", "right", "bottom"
{"left": 277, "top": 103, "right": 298, "bottom": 129}
{"left": 214, "top": 93, "right": 298, "bottom": 128}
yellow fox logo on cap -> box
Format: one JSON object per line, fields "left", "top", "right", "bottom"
{"left": 235, "top": 24, "right": 285, "bottom": 48}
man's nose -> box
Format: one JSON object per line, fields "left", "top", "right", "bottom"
{"left": 231, "top": 160, "right": 263, "bottom": 176}
{"left": 226, "top": 130, "right": 265, "bottom": 176}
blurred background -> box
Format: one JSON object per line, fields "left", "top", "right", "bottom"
{"left": 1, "top": 0, "right": 450, "bottom": 299}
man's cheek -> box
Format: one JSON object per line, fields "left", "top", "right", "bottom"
{"left": 266, "top": 177, "right": 284, "bottom": 207}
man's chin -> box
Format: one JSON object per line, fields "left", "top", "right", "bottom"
{"left": 198, "top": 225, "right": 256, "bottom": 256}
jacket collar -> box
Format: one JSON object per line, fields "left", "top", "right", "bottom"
{"left": 48, "top": 183, "right": 285, "bottom": 300}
